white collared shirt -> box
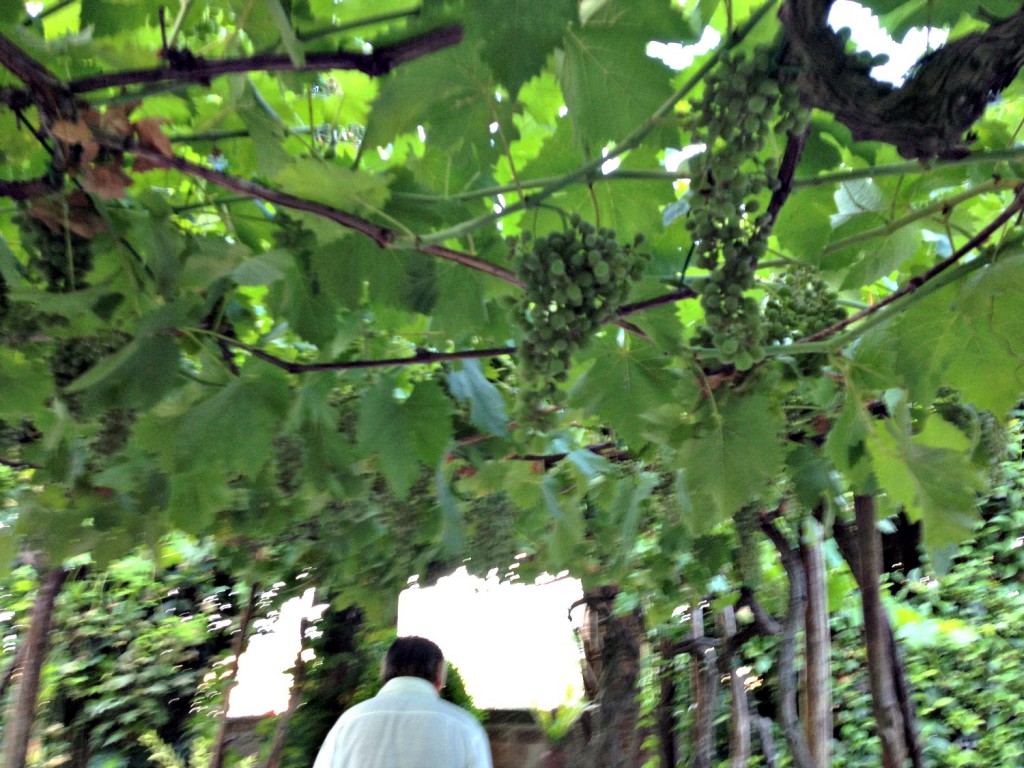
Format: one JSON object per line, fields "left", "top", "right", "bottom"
{"left": 311, "top": 676, "right": 493, "bottom": 768}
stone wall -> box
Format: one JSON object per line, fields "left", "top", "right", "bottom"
{"left": 484, "top": 710, "right": 549, "bottom": 768}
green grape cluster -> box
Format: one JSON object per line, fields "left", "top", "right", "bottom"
{"left": 92, "top": 409, "right": 136, "bottom": 457}
{"left": 685, "top": 46, "right": 810, "bottom": 370}
{"left": 763, "top": 265, "right": 846, "bottom": 345}
{"left": 515, "top": 214, "right": 648, "bottom": 403}
{"left": 933, "top": 388, "right": 1007, "bottom": 465}
{"left": 15, "top": 212, "right": 94, "bottom": 293}
{"left": 49, "top": 332, "right": 130, "bottom": 416}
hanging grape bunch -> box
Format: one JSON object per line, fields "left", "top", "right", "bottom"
{"left": 763, "top": 264, "right": 846, "bottom": 345}
{"left": 515, "top": 214, "right": 648, "bottom": 406}
{"left": 686, "top": 45, "right": 810, "bottom": 370}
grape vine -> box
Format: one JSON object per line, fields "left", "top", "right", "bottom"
{"left": 685, "top": 46, "right": 809, "bottom": 370}
{"left": 514, "top": 214, "right": 648, "bottom": 409}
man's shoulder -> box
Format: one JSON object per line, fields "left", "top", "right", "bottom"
{"left": 434, "top": 699, "right": 487, "bottom": 732}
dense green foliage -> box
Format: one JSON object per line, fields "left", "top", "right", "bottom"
{"left": 1, "top": 0, "right": 1023, "bottom": 608}
{"left": 660, "top": 502, "right": 1024, "bottom": 767}
{"left": 2, "top": 1, "right": 1024, "bottom": 765}
{"left": 0, "top": 544, "right": 240, "bottom": 767}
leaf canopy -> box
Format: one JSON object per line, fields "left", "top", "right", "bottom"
{"left": 1, "top": 0, "right": 1023, "bottom": 610}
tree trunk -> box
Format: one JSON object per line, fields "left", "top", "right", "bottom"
{"left": 209, "top": 584, "right": 259, "bottom": 768}
{"left": 567, "top": 588, "right": 645, "bottom": 768}
{"left": 689, "top": 604, "right": 717, "bottom": 768}
{"left": 760, "top": 514, "right": 817, "bottom": 768}
{"left": 718, "top": 605, "right": 751, "bottom": 768}
{"left": 655, "top": 638, "right": 678, "bottom": 768}
{"left": 834, "top": 519, "right": 923, "bottom": 768}
{"left": 853, "top": 495, "right": 908, "bottom": 768}
{"left": 2, "top": 567, "right": 67, "bottom": 768}
{"left": 800, "top": 517, "right": 831, "bottom": 768}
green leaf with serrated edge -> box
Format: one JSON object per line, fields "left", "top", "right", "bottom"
{"left": 168, "top": 464, "right": 234, "bottom": 534}
{"left": 261, "top": 0, "right": 305, "bottom": 66}
{"left": 233, "top": 82, "right": 293, "bottom": 178}
{"left": 866, "top": 396, "right": 986, "bottom": 560}
{"left": 181, "top": 237, "right": 252, "bottom": 292}
{"left": 231, "top": 250, "right": 291, "bottom": 286}
{"left": 273, "top": 158, "right": 391, "bottom": 215}
{"left": 774, "top": 188, "right": 835, "bottom": 264}
{"left": 608, "top": 472, "right": 658, "bottom": 575}
{"left": 265, "top": 257, "right": 340, "bottom": 349}
{"left": 0, "top": 350, "right": 54, "bottom": 420}
{"left": 675, "top": 389, "right": 785, "bottom": 526}
{"left": 363, "top": 43, "right": 512, "bottom": 164}
{"left": 942, "top": 252, "right": 1024, "bottom": 417}
{"left": 357, "top": 377, "right": 453, "bottom": 499}
{"left": 435, "top": 463, "right": 464, "bottom": 556}
{"left": 569, "top": 337, "right": 682, "bottom": 449}
{"left": 79, "top": 0, "right": 164, "bottom": 36}
{"left": 542, "top": 473, "right": 584, "bottom": 569}
{"left": 855, "top": 252, "right": 1024, "bottom": 417}
{"left": 66, "top": 336, "right": 181, "bottom": 413}
{"left": 431, "top": 262, "right": 492, "bottom": 340}
{"left": 465, "top": 0, "right": 578, "bottom": 96}
{"left": 176, "top": 365, "right": 291, "bottom": 477}
{"left": 850, "top": 307, "right": 948, "bottom": 405}
{"left": 559, "top": 25, "right": 673, "bottom": 149}
{"left": 838, "top": 225, "right": 923, "bottom": 289}
{"left": 448, "top": 359, "right": 509, "bottom": 438}
{"left": 824, "top": 390, "right": 874, "bottom": 491}
{"left": 566, "top": 447, "right": 613, "bottom": 483}
{"left": 787, "top": 443, "right": 834, "bottom": 511}
{"left": 526, "top": 146, "right": 673, "bottom": 246}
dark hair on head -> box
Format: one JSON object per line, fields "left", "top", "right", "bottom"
{"left": 381, "top": 636, "right": 445, "bottom": 684}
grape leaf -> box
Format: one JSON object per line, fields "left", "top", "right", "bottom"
{"left": 866, "top": 397, "right": 986, "bottom": 560}
{"left": 942, "top": 252, "right": 1024, "bottom": 417}
{"left": 357, "top": 377, "right": 454, "bottom": 499}
{"left": 176, "top": 365, "right": 292, "bottom": 477}
{"left": 448, "top": 359, "right": 509, "bottom": 438}
{"left": 273, "top": 158, "right": 392, "bottom": 215}
{"left": 559, "top": 20, "right": 674, "bottom": 148}
{"left": 466, "top": 0, "right": 578, "bottom": 96}
{"left": 675, "top": 390, "right": 785, "bottom": 527}
{"left": 0, "top": 350, "right": 54, "bottom": 420}
{"left": 569, "top": 337, "right": 682, "bottom": 448}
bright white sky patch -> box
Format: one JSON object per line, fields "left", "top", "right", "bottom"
{"left": 647, "top": 26, "right": 721, "bottom": 71}
{"left": 828, "top": 0, "right": 948, "bottom": 85}
{"left": 399, "top": 569, "right": 585, "bottom": 709}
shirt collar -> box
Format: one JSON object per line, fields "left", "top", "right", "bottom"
{"left": 378, "top": 676, "right": 440, "bottom": 698}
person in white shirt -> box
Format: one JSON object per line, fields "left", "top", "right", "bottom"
{"left": 311, "top": 635, "right": 493, "bottom": 768}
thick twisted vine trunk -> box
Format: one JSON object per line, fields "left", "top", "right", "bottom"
{"left": 800, "top": 518, "right": 831, "bottom": 767}
{"left": 689, "top": 604, "right": 718, "bottom": 768}
{"left": 655, "top": 638, "right": 678, "bottom": 768}
{"left": 781, "top": 0, "right": 1024, "bottom": 158}
{"left": 853, "top": 495, "right": 907, "bottom": 768}
{"left": 209, "top": 584, "right": 259, "bottom": 768}
{"left": 759, "top": 514, "right": 817, "bottom": 768}
{"left": 718, "top": 605, "right": 751, "bottom": 768}
{"left": 836, "top": 501, "right": 923, "bottom": 768}
{"left": 2, "top": 567, "right": 67, "bottom": 768}
{"left": 566, "top": 588, "right": 645, "bottom": 768}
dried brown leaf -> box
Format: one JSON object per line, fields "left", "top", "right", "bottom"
{"left": 80, "top": 163, "right": 133, "bottom": 200}
{"left": 50, "top": 119, "right": 93, "bottom": 145}
{"left": 133, "top": 117, "right": 173, "bottom": 158}
{"left": 26, "top": 191, "right": 108, "bottom": 238}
